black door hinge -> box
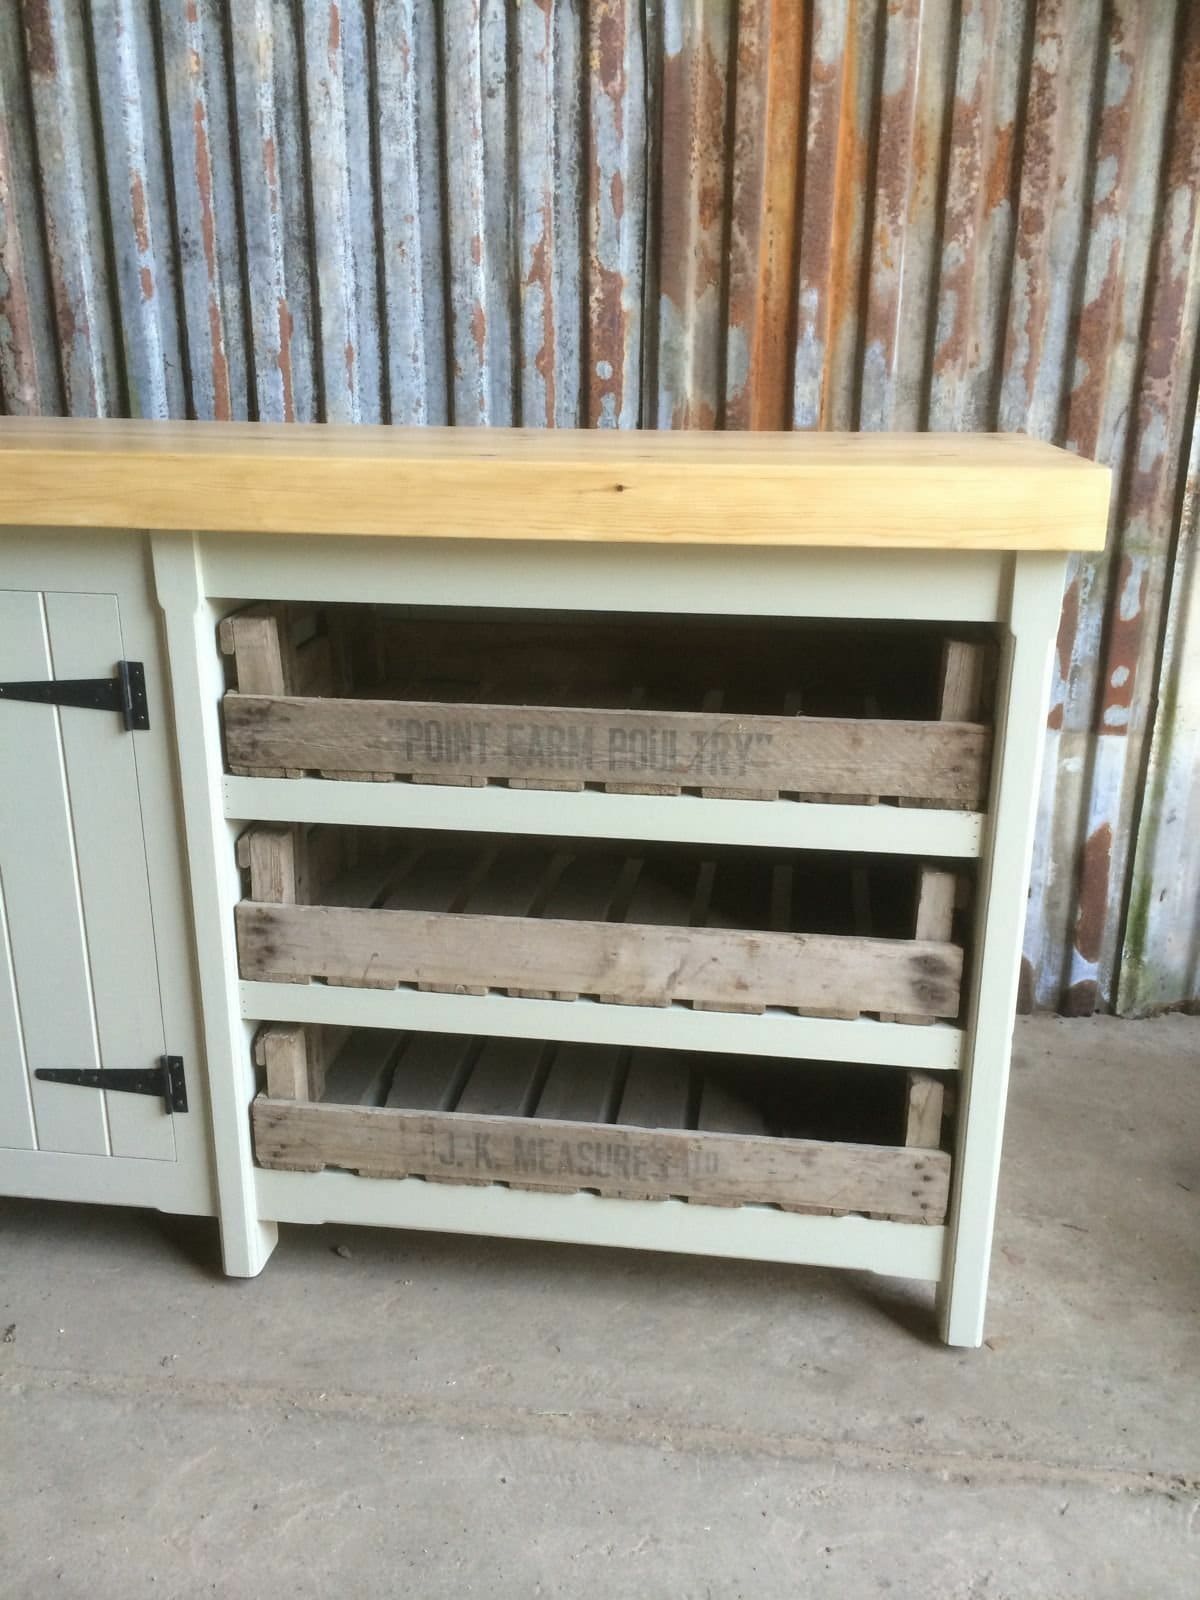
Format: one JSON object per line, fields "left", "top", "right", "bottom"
{"left": 0, "top": 660, "right": 149, "bottom": 731}
{"left": 36, "top": 1055, "right": 187, "bottom": 1114}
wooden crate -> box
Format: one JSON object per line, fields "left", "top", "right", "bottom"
{"left": 234, "top": 828, "right": 967, "bottom": 1021}
{"left": 251, "top": 1028, "right": 951, "bottom": 1223}
{"left": 220, "top": 606, "right": 994, "bottom": 806}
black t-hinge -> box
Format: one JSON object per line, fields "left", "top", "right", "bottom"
{"left": 35, "top": 1056, "right": 187, "bottom": 1114}
{"left": 0, "top": 660, "right": 149, "bottom": 730}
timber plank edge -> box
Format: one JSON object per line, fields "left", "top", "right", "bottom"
{"left": 0, "top": 421, "right": 1110, "bottom": 550}
{"left": 251, "top": 1095, "right": 950, "bottom": 1222}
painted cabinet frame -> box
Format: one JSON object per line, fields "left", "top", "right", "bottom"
{"left": 154, "top": 531, "right": 1065, "bottom": 1348}
{"left": 0, "top": 533, "right": 214, "bottom": 1219}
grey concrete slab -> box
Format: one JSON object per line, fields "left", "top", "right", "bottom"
{"left": 1, "top": 1016, "right": 1197, "bottom": 1597}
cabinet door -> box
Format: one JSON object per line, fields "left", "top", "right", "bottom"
{"left": 0, "top": 589, "right": 174, "bottom": 1160}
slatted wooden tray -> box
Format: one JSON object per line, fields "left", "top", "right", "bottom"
{"left": 220, "top": 605, "right": 994, "bottom": 806}
{"left": 235, "top": 827, "right": 969, "bottom": 1022}
{"left": 251, "top": 1027, "right": 951, "bottom": 1223}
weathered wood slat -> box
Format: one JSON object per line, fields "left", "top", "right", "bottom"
{"left": 611, "top": 1049, "right": 692, "bottom": 1198}
{"left": 325, "top": 839, "right": 422, "bottom": 990}
{"left": 609, "top": 857, "right": 702, "bottom": 1007}
{"left": 604, "top": 687, "right": 683, "bottom": 796}
{"left": 405, "top": 672, "right": 489, "bottom": 788}
{"left": 520, "top": 851, "right": 631, "bottom": 1001}
{"left": 534, "top": 1042, "right": 624, "bottom": 1124}
{"left": 322, "top": 1031, "right": 401, "bottom": 1107}
{"left": 384, "top": 1033, "right": 476, "bottom": 1112}
{"left": 382, "top": 844, "right": 494, "bottom": 995}
{"left": 254, "top": 1024, "right": 311, "bottom": 1101}
{"left": 699, "top": 690, "right": 778, "bottom": 801}
{"left": 222, "top": 693, "right": 990, "bottom": 807}
{"left": 220, "top": 605, "right": 334, "bottom": 777}
{"left": 690, "top": 859, "right": 765, "bottom": 1015}
{"left": 455, "top": 1037, "right": 547, "bottom": 1118}
{"left": 500, "top": 852, "right": 574, "bottom": 999}
{"left": 219, "top": 607, "right": 289, "bottom": 695}
{"left": 427, "top": 1036, "right": 548, "bottom": 1185}
{"left": 698, "top": 1076, "right": 768, "bottom": 1136}
{"left": 235, "top": 900, "right": 963, "bottom": 1017}
{"left": 253, "top": 1023, "right": 354, "bottom": 1102}
{"left": 251, "top": 1095, "right": 950, "bottom": 1221}
{"left": 518, "top": 1042, "right": 627, "bottom": 1193}
{"left": 770, "top": 860, "right": 855, "bottom": 1021}
{"left": 785, "top": 688, "right": 878, "bottom": 805}
{"left": 693, "top": 1074, "right": 771, "bottom": 1207}
{"left": 904, "top": 1071, "right": 945, "bottom": 1150}
{"left": 619, "top": 1050, "right": 692, "bottom": 1129}
{"left": 508, "top": 675, "right": 589, "bottom": 792}
{"left": 237, "top": 824, "right": 299, "bottom": 904}
{"left": 889, "top": 637, "right": 983, "bottom": 1032}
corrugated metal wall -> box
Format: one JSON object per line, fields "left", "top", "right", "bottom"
{"left": 0, "top": 0, "right": 1196, "bottom": 1013}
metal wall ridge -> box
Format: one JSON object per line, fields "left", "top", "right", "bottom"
{"left": 1, "top": 0, "right": 1196, "bottom": 1013}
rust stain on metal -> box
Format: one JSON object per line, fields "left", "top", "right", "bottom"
{"left": 526, "top": 196, "right": 556, "bottom": 425}
{"left": 586, "top": 0, "right": 640, "bottom": 427}
{"left": 595, "top": 5, "right": 626, "bottom": 136}
{"left": 984, "top": 122, "right": 1014, "bottom": 213}
{"left": 1062, "top": 979, "right": 1101, "bottom": 1018}
{"left": 1007, "top": 1, "right": 1060, "bottom": 405}
{"left": 3, "top": 0, "right": 1198, "bottom": 1007}
{"left": 868, "top": 4, "right": 920, "bottom": 335}
{"left": 22, "top": 0, "right": 56, "bottom": 77}
{"left": 276, "top": 298, "right": 295, "bottom": 424}
{"left": 192, "top": 97, "right": 231, "bottom": 420}
{"left": 1017, "top": 956, "right": 1036, "bottom": 1014}
{"left": 794, "top": 4, "right": 865, "bottom": 429}
{"left": 1089, "top": 6, "right": 1200, "bottom": 741}
{"left": 1056, "top": 571, "right": 1081, "bottom": 685}
{"left": 130, "top": 173, "right": 150, "bottom": 255}
{"left": 205, "top": 303, "right": 230, "bottom": 419}
{"left": 657, "top": 45, "right": 725, "bottom": 310}
{"left": 930, "top": 0, "right": 1023, "bottom": 427}
{"left": 49, "top": 262, "right": 78, "bottom": 389}
{"left": 1074, "top": 823, "right": 1113, "bottom": 963}
{"left": 726, "top": 0, "right": 805, "bottom": 429}
{"left": 588, "top": 261, "right": 626, "bottom": 425}
{"left": 0, "top": 142, "right": 41, "bottom": 411}
{"left": 1098, "top": 554, "right": 1146, "bottom": 728}
{"left": 822, "top": 30, "right": 864, "bottom": 413}
{"left": 1065, "top": 4, "right": 1136, "bottom": 459}
{"left": 656, "top": 10, "right": 731, "bottom": 429}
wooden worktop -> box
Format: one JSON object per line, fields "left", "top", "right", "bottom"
{"left": 0, "top": 420, "right": 1109, "bottom": 550}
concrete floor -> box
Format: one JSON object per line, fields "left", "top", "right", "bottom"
{"left": 1, "top": 1015, "right": 1197, "bottom": 1598}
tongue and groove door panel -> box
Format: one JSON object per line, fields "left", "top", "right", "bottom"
{"left": 0, "top": 588, "right": 174, "bottom": 1161}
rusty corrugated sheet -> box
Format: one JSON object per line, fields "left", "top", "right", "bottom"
{"left": 1119, "top": 400, "right": 1200, "bottom": 1015}
{"left": 1, "top": 0, "right": 1196, "bottom": 1012}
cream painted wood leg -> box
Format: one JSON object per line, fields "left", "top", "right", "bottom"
{"left": 938, "top": 554, "right": 1066, "bottom": 1347}
{"left": 153, "top": 533, "right": 277, "bottom": 1277}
